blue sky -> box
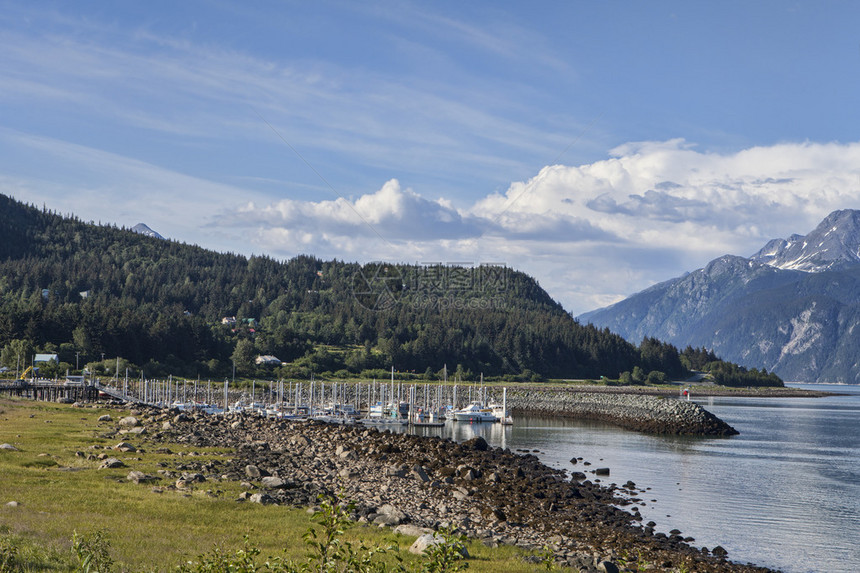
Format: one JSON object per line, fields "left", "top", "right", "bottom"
{"left": 3, "top": 1, "right": 860, "bottom": 315}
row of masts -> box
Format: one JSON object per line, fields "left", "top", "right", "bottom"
{"left": 98, "top": 366, "right": 511, "bottom": 424}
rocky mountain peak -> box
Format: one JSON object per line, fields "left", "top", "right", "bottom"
{"left": 750, "top": 209, "right": 860, "bottom": 272}
{"left": 580, "top": 209, "right": 860, "bottom": 384}
{"left": 131, "top": 223, "right": 165, "bottom": 240}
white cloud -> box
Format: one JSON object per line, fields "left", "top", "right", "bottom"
{"left": 224, "top": 179, "right": 484, "bottom": 244}
{"left": 220, "top": 139, "right": 860, "bottom": 314}
{"left": 0, "top": 8, "right": 580, "bottom": 197}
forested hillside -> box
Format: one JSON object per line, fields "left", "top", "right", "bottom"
{"left": 0, "top": 194, "right": 777, "bottom": 385}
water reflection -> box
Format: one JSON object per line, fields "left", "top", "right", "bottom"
{"left": 391, "top": 385, "right": 860, "bottom": 573}
{"left": 409, "top": 418, "right": 513, "bottom": 451}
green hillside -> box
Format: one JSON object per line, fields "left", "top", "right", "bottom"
{"left": 0, "top": 194, "right": 771, "bottom": 385}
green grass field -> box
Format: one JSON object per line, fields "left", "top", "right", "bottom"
{"left": 0, "top": 399, "right": 544, "bottom": 572}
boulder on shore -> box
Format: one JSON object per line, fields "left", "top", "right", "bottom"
{"left": 127, "top": 471, "right": 158, "bottom": 484}
{"left": 409, "top": 533, "right": 469, "bottom": 558}
{"left": 98, "top": 457, "right": 125, "bottom": 470}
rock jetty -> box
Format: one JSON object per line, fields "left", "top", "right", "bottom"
{"left": 124, "top": 407, "right": 773, "bottom": 573}
{"left": 507, "top": 388, "right": 739, "bottom": 435}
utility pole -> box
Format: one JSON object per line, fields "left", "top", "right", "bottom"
{"left": 75, "top": 352, "right": 79, "bottom": 371}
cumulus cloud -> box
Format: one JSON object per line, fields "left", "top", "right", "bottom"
{"left": 222, "top": 139, "right": 860, "bottom": 314}
{"left": 221, "top": 179, "right": 484, "bottom": 243}
{"left": 474, "top": 139, "right": 860, "bottom": 258}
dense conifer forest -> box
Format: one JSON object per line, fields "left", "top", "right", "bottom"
{"left": 0, "top": 194, "right": 781, "bottom": 386}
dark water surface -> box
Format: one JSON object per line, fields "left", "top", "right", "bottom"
{"left": 404, "top": 384, "right": 860, "bottom": 573}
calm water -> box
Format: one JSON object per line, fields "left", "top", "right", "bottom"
{"left": 402, "top": 384, "right": 860, "bottom": 573}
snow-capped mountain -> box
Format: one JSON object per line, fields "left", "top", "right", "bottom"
{"left": 750, "top": 209, "right": 860, "bottom": 272}
{"left": 580, "top": 209, "right": 860, "bottom": 384}
{"left": 131, "top": 223, "right": 165, "bottom": 240}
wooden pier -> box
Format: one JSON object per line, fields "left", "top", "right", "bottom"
{"left": 0, "top": 379, "right": 99, "bottom": 402}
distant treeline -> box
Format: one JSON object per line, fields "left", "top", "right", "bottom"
{"left": 0, "top": 194, "right": 782, "bottom": 387}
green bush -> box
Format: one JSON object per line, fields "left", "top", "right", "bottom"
{"left": 177, "top": 535, "right": 263, "bottom": 573}
{"left": 177, "top": 494, "right": 468, "bottom": 573}
{"left": 417, "top": 526, "right": 468, "bottom": 573}
{"left": 646, "top": 371, "right": 666, "bottom": 384}
{"left": 72, "top": 529, "right": 114, "bottom": 573}
{"left": 1, "top": 534, "right": 19, "bottom": 573}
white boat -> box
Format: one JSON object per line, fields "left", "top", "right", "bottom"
{"left": 358, "top": 416, "right": 408, "bottom": 426}
{"left": 322, "top": 403, "right": 360, "bottom": 418}
{"left": 265, "top": 404, "right": 288, "bottom": 418}
{"left": 311, "top": 403, "right": 359, "bottom": 425}
{"left": 367, "top": 401, "right": 407, "bottom": 420}
{"left": 229, "top": 400, "right": 266, "bottom": 415}
{"left": 312, "top": 413, "right": 358, "bottom": 425}
{"left": 360, "top": 402, "right": 408, "bottom": 425}
{"left": 278, "top": 405, "right": 310, "bottom": 420}
{"left": 489, "top": 402, "right": 513, "bottom": 425}
{"left": 489, "top": 388, "right": 513, "bottom": 425}
{"left": 452, "top": 402, "right": 497, "bottom": 422}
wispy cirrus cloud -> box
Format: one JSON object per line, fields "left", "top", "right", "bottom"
{"left": 0, "top": 4, "right": 586, "bottom": 202}
{"left": 0, "top": 129, "right": 271, "bottom": 253}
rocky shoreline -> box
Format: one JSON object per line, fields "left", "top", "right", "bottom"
{"left": 110, "top": 405, "right": 779, "bottom": 573}
{"left": 505, "top": 389, "right": 739, "bottom": 435}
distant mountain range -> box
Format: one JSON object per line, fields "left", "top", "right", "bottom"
{"left": 580, "top": 210, "right": 860, "bottom": 384}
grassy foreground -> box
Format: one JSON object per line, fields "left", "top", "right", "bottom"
{"left": 0, "top": 399, "right": 542, "bottom": 572}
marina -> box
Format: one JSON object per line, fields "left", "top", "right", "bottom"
{"left": 1, "top": 367, "right": 516, "bottom": 428}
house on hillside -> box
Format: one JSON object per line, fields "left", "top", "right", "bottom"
{"left": 255, "top": 355, "right": 282, "bottom": 366}
{"left": 221, "top": 316, "right": 236, "bottom": 326}
{"left": 34, "top": 353, "right": 58, "bottom": 364}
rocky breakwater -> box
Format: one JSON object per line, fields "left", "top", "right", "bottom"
{"left": 129, "top": 408, "right": 771, "bottom": 573}
{"left": 507, "top": 388, "right": 739, "bottom": 435}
